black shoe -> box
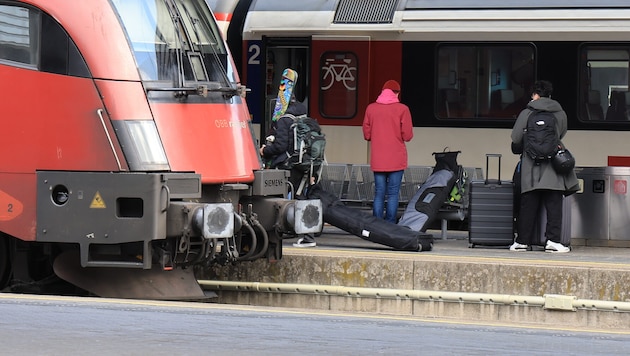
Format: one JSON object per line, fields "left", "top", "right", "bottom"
{"left": 418, "top": 233, "right": 433, "bottom": 252}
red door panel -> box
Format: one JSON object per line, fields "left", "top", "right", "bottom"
{"left": 310, "top": 39, "right": 402, "bottom": 126}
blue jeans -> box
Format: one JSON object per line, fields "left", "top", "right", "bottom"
{"left": 373, "top": 170, "right": 404, "bottom": 223}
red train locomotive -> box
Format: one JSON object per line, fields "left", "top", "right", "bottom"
{"left": 0, "top": 0, "right": 321, "bottom": 299}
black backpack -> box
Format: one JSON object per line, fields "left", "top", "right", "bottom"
{"left": 523, "top": 110, "right": 560, "bottom": 164}
{"left": 281, "top": 114, "right": 326, "bottom": 174}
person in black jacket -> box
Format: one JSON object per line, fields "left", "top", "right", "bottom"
{"left": 260, "top": 99, "right": 312, "bottom": 192}
{"left": 261, "top": 100, "right": 303, "bottom": 167}
{"left": 510, "top": 80, "right": 579, "bottom": 253}
{"left": 259, "top": 99, "right": 317, "bottom": 247}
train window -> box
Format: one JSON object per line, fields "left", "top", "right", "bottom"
{"left": 0, "top": 5, "right": 39, "bottom": 67}
{"left": 436, "top": 44, "right": 534, "bottom": 120}
{"left": 319, "top": 51, "right": 358, "bottom": 119}
{"left": 40, "top": 13, "right": 90, "bottom": 78}
{"left": 111, "top": 0, "right": 232, "bottom": 85}
{"left": 0, "top": 5, "right": 89, "bottom": 77}
{"left": 579, "top": 46, "right": 630, "bottom": 122}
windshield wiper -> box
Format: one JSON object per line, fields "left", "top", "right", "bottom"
{"left": 146, "top": 82, "right": 248, "bottom": 98}
{"left": 177, "top": 0, "right": 234, "bottom": 87}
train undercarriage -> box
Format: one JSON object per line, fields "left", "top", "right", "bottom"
{"left": 0, "top": 169, "right": 322, "bottom": 300}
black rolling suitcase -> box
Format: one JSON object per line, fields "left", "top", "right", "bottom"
{"left": 468, "top": 154, "right": 515, "bottom": 247}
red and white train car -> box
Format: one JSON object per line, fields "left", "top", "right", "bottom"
{"left": 237, "top": 0, "right": 630, "bottom": 177}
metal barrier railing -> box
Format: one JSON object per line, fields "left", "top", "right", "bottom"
{"left": 198, "top": 280, "right": 630, "bottom": 313}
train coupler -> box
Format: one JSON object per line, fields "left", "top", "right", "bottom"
{"left": 207, "top": 236, "right": 239, "bottom": 265}
{"left": 159, "top": 250, "right": 174, "bottom": 271}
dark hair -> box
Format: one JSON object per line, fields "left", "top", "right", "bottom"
{"left": 532, "top": 80, "right": 553, "bottom": 98}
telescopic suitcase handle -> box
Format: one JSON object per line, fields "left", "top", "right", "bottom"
{"left": 485, "top": 153, "right": 502, "bottom": 185}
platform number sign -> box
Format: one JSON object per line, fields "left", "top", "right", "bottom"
{"left": 246, "top": 41, "right": 263, "bottom": 124}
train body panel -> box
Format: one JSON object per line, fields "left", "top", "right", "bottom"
{"left": 1, "top": 69, "right": 122, "bottom": 173}
{"left": 0, "top": 67, "right": 122, "bottom": 242}
{"left": 242, "top": 1, "right": 630, "bottom": 41}
{"left": 0, "top": 174, "right": 35, "bottom": 241}
{"left": 25, "top": 0, "right": 141, "bottom": 81}
{"left": 95, "top": 80, "right": 155, "bottom": 122}
{"left": 205, "top": 0, "right": 240, "bottom": 39}
{"left": 151, "top": 102, "right": 259, "bottom": 182}
{"left": 0, "top": 0, "right": 322, "bottom": 298}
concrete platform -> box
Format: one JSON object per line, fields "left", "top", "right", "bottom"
{"left": 198, "top": 225, "right": 630, "bottom": 330}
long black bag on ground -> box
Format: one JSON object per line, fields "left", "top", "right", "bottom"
{"left": 307, "top": 184, "right": 433, "bottom": 251}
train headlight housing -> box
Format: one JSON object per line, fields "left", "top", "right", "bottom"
{"left": 192, "top": 203, "right": 235, "bottom": 239}
{"left": 116, "top": 120, "right": 170, "bottom": 171}
{"left": 286, "top": 199, "right": 323, "bottom": 235}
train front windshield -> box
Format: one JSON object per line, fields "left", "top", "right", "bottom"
{"left": 111, "top": 0, "right": 235, "bottom": 90}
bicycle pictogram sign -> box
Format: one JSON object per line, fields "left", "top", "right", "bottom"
{"left": 320, "top": 58, "right": 357, "bottom": 91}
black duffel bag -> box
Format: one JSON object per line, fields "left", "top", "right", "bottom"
{"left": 552, "top": 148, "right": 575, "bottom": 174}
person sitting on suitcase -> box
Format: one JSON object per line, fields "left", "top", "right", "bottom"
{"left": 510, "top": 80, "right": 579, "bottom": 253}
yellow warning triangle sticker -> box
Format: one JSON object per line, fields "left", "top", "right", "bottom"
{"left": 90, "top": 191, "right": 106, "bottom": 209}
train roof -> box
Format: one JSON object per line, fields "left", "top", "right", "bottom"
{"left": 243, "top": 0, "right": 630, "bottom": 41}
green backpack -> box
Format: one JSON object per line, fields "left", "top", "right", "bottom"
{"left": 283, "top": 114, "right": 326, "bottom": 174}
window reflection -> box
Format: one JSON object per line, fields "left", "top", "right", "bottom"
{"left": 0, "top": 5, "right": 38, "bottom": 66}
{"left": 111, "top": 0, "right": 230, "bottom": 84}
{"left": 436, "top": 44, "right": 535, "bottom": 120}
{"left": 580, "top": 47, "right": 630, "bottom": 122}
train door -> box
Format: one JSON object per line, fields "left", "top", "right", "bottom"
{"left": 310, "top": 36, "right": 372, "bottom": 126}
{"left": 260, "top": 39, "right": 309, "bottom": 139}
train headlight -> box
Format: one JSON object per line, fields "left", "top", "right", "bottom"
{"left": 117, "top": 120, "right": 170, "bottom": 171}
{"left": 192, "top": 203, "right": 235, "bottom": 238}
{"left": 286, "top": 199, "right": 323, "bottom": 235}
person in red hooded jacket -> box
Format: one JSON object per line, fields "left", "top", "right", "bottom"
{"left": 362, "top": 80, "right": 414, "bottom": 223}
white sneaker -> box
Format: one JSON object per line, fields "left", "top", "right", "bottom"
{"left": 509, "top": 242, "right": 528, "bottom": 251}
{"left": 545, "top": 240, "right": 570, "bottom": 253}
{"left": 292, "top": 237, "right": 316, "bottom": 248}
